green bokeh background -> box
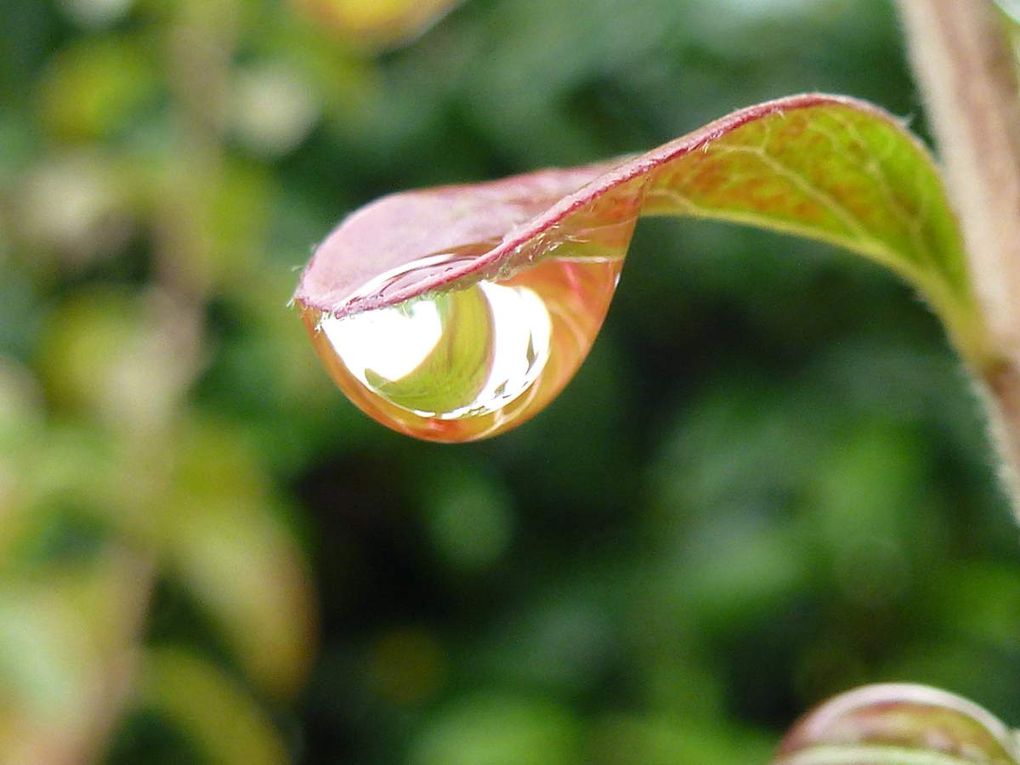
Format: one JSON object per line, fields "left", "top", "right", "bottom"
{"left": 1, "top": 0, "right": 1018, "bottom": 763}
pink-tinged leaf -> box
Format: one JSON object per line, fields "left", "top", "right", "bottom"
{"left": 294, "top": 94, "right": 989, "bottom": 442}
{"left": 774, "top": 683, "right": 1020, "bottom": 765}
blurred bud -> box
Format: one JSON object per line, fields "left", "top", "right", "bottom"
{"left": 589, "top": 714, "right": 774, "bottom": 765}
{"left": 0, "top": 360, "right": 44, "bottom": 553}
{"left": 230, "top": 63, "right": 320, "bottom": 157}
{"left": 0, "top": 359, "right": 43, "bottom": 558}
{"left": 775, "top": 683, "right": 1020, "bottom": 764}
{"left": 0, "top": 358, "right": 43, "bottom": 452}
{"left": 290, "top": 0, "right": 463, "bottom": 50}
{"left": 0, "top": 583, "right": 98, "bottom": 763}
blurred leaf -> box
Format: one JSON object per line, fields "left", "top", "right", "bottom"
{"left": 650, "top": 383, "right": 830, "bottom": 530}
{"left": 38, "top": 288, "right": 198, "bottom": 430}
{"left": 411, "top": 694, "right": 583, "bottom": 765}
{"left": 0, "top": 111, "right": 38, "bottom": 179}
{"left": 675, "top": 519, "right": 808, "bottom": 628}
{"left": 590, "top": 714, "right": 773, "bottom": 765}
{"left": 476, "top": 583, "right": 617, "bottom": 697}
{"left": 38, "top": 288, "right": 138, "bottom": 418}
{"left": 155, "top": 421, "right": 316, "bottom": 698}
{"left": 18, "top": 422, "right": 122, "bottom": 538}
{"left": 37, "top": 35, "right": 157, "bottom": 142}
{"left": 0, "top": 549, "right": 147, "bottom": 765}
{"left": 148, "top": 156, "right": 272, "bottom": 296}
{"left": 421, "top": 466, "right": 515, "bottom": 572}
{"left": 200, "top": 160, "right": 272, "bottom": 287}
{"left": 935, "top": 562, "right": 1020, "bottom": 648}
{"left": 137, "top": 646, "right": 290, "bottom": 765}
{"left": 290, "top": 0, "right": 463, "bottom": 50}
{"left": 806, "top": 421, "right": 933, "bottom": 608}
{"left": 0, "top": 582, "right": 96, "bottom": 735}
{"left": 775, "top": 684, "right": 1020, "bottom": 764}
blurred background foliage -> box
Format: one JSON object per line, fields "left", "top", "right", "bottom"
{"left": 0, "top": 0, "right": 1018, "bottom": 762}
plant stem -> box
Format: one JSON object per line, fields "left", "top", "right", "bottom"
{"left": 896, "top": 0, "right": 1020, "bottom": 518}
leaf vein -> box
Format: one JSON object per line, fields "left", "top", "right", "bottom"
{"left": 711, "top": 143, "right": 872, "bottom": 242}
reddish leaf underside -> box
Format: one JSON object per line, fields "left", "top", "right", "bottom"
{"left": 294, "top": 93, "right": 986, "bottom": 365}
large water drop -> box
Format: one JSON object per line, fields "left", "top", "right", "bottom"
{"left": 300, "top": 194, "right": 638, "bottom": 442}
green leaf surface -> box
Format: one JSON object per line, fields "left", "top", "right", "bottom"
{"left": 296, "top": 94, "right": 989, "bottom": 367}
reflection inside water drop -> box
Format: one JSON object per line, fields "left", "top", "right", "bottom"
{"left": 300, "top": 190, "right": 641, "bottom": 443}
{"left": 320, "top": 278, "right": 553, "bottom": 420}
{"left": 302, "top": 251, "right": 624, "bottom": 442}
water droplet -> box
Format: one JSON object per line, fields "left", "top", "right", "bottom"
{"left": 300, "top": 198, "right": 638, "bottom": 443}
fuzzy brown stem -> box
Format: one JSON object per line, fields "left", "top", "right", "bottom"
{"left": 896, "top": 0, "right": 1020, "bottom": 517}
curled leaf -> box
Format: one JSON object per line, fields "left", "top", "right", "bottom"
{"left": 294, "top": 94, "right": 988, "bottom": 441}
{"left": 774, "top": 683, "right": 1020, "bottom": 764}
